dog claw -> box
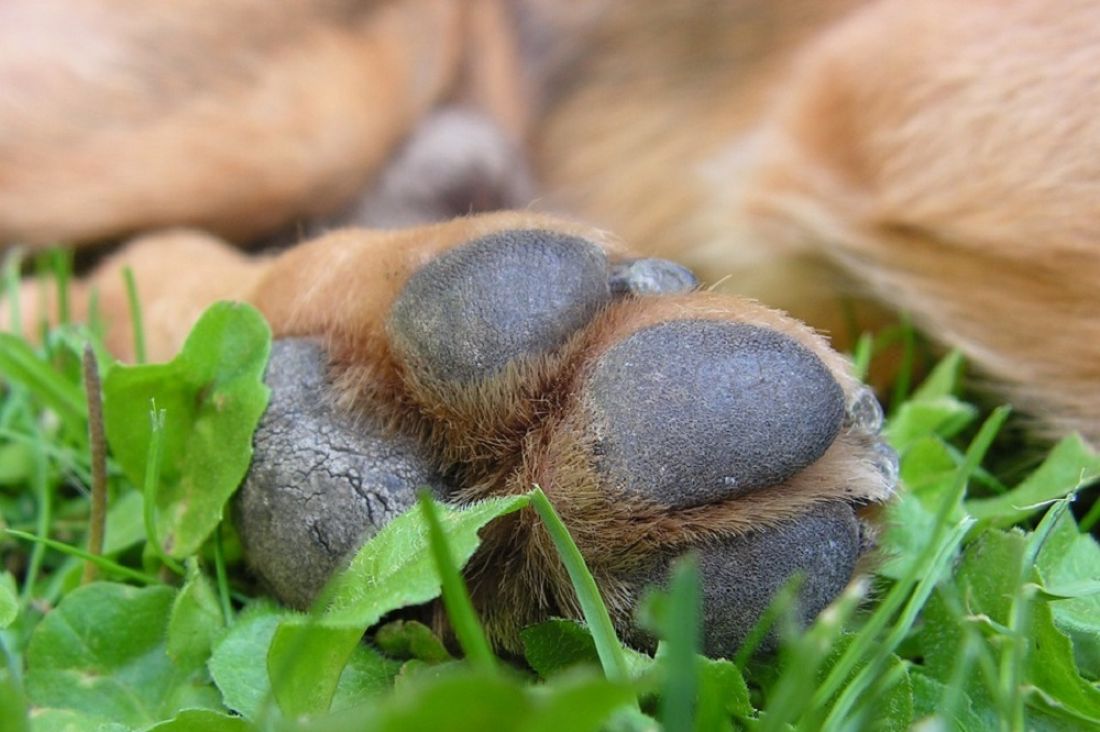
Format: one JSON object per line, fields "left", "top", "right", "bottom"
{"left": 609, "top": 258, "right": 698, "bottom": 296}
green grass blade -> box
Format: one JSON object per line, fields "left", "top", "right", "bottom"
{"left": 2, "top": 247, "right": 23, "bottom": 335}
{"left": 142, "top": 404, "right": 183, "bottom": 575}
{"left": 418, "top": 491, "right": 496, "bottom": 673}
{"left": 811, "top": 406, "right": 1009, "bottom": 713}
{"left": 6, "top": 529, "right": 159, "bottom": 585}
{"left": 49, "top": 249, "right": 72, "bottom": 326}
{"left": 122, "top": 266, "right": 146, "bottom": 364}
{"left": 19, "top": 444, "right": 51, "bottom": 606}
{"left": 0, "top": 334, "right": 87, "bottom": 425}
{"left": 659, "top": 555, "right": 701, "bottom": 732}
{"left": 529, "top": 486, "right": 632, "bottom": 686}
{"left": 212, "top": 522, "right": 234, "bottom": 625}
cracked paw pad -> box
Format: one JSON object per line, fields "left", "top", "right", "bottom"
{"left": 236, "top": 338, "right": 447, "bottom": 608}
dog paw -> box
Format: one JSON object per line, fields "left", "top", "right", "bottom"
{"left": 236, "top": 226, "right": 896, "bottom": 657}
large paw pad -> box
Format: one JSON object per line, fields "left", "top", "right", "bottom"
{"left": 583, "top": 320, "right": 846, "bottom": 508}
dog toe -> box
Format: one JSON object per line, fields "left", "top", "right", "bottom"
{"left": 388, "top": 229, "right": 612, "bottom": 385}
{"left": 583, "top": 319, "right": 846, "bottom": 508}
{"left": 236, "top": 338, "right": 448, "bottom": 607}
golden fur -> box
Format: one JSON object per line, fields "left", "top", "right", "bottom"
{"left": 4, "top": 0, "right": 1098, "bottom": 440}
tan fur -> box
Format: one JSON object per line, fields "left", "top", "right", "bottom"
{"left": 3, "top": 0, "right": 1098, "bottom": 436}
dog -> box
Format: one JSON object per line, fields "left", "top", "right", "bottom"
{"left": 2, "top": 0, "right": 1095, "bottom": 654}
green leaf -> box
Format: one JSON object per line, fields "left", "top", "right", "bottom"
{"left": 303, "top": 668, "right": 634, "bottom": 732}
{"left": 0, "top": 668, "right": 29, "bottom": 732}
{"left": 267, "top": 495, "right": 530, "bottom": 718}
{"left": 1036, "top": 511, "right": 1100, "bottom": 678}
{"left": 910, "top": 351, "right": 965, "bottom": 401}
{"left": 167, "top": 561, "right": 225, "bottom": 669}
{"left": 418, "top": 493, "right": 495, "bottom": 672}
{"left": 910, "top": 671, "right": 986, "bottom": 731}
{"left": 24, "top": 582, "right": 221, "bottom": 728}
{"left": 210, "top": 602, "right": 402, "bottom": 722}
{"left": 103, "top": 302, "right": 271, "bottom": 558}
{"left": 885, "top": 397, "right": 976, "bottom": 452}
{"left": 922, "top": 530, "right": 1100, "bottom": 727}
{"left": 329, "top": 641, "right": 404, "bottom": 712}
{"left": 520, "top": 619, "right": 652, "bottom": 682}
{"left": 374, "top": 620, "right": 453, "bottom": 663}
{"left": 208, "top": 602, "right": 284, "bottom": 721}
{"left": 102, "top": 491, "right": 147, "bottom": 555}
{"left": 967, "top": 435, "right": 1100, "bottom": 527}
{"left": 28, "top": 709, "right": 131, "bottom": 732}
{"left": 144, "top": 709, "right": 251, "bottom": 732}
{"left": 522, "top": 620, "right": 602, "bottom": 678}
{"left": 0, "top": 570, "right": 18, "bottom": 628}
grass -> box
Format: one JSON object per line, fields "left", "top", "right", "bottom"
{"left": 0, "top": 249, "right": 1098, "bottom": 731}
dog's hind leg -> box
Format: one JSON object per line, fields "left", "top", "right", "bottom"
{"left": 729, "top": 0, "right": 1100, "bottom": 441}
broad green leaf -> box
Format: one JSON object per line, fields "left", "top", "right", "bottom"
{"left": 144, "top": 709, "right": 251, "bottom": 732}
{"left": 103, "top": 491, "right": 147, "bottom": 555}
{"left": 0, "top": 570, "right": 18, "bottom": 628}
{"left": 522, "top": 619, "right": 602, "bottom": 678}
{"left": 268, "top": 495, "right": 529, "bottom": 718}
{"left": 967, "top": 435, "right": 1100, "bottom": 527}
{"left": 885, "top": 397, "right": 976, "bottom": 452}
{"left": 0, "top": 668, "right": 29, "bottom": 732}
{"left": 29, "top": 708, "right": 130, "bottom": 732}
{"left": 1036, "top": 512, "right": 1100, "bottom": 678}
{"left": 375, "top": 620, "right": 453, "bottom": 663}
{"left": 209, "top": 601, "right": 400, "bottom": 722}
{"left": 167, "top": 561, "right": 224, "bottom": 669}
{"left": 208, "top": 602, "right": 284, "bottom": 721}
{"left": 24, "top": 583, "right": 221, "bottom": 728}
{"left": 910, "top": 671, "right": 986, "bottom": 731}
{"left": 694, "top": 654, "right": 754, "bottom": 723}
{"left": 300, "top": 669, "right": 633, "bottom": 732}
{"left": 103, "top": 302, "right": 271, "bottom": 558}
{"left": 329, "top": 641, "right": 404, "bottom": 712}
{"left": 520, "top": 619, "right": 652, "bottom": 682}
{"left": 922, "top": 530, "right": 1100, "bottom": 727}
{"left": 0, "top": 440, "right": 32, "bottom": 485}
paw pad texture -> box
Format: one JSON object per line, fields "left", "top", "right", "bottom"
{"left": 389, "top": 229, "right": 611, "bottom": 384}
{"left": 583, "top": 320, "right": 846, "bottom": 508}
{"left": 236, "top": 339, "right": 446, "bottom": 608}
{"left": 697, "top": 501, "right": 860, "bottom": 656}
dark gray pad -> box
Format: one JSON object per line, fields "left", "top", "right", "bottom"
{"left": 236, "top": 339, "right": 447, "bottom": 609}
{"left": 583, "top": 320, "right": 846, "bottom": 508}
{"left": 388, "top": 230, "right": 612, "bottom": 384}
{"left": 625, "top": 502, "right": 861, "bottom": 658}
{"left": 697, "top": 502, "right": 860, "bottom": 656}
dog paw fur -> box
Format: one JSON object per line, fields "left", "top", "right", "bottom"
{"left": 234, "top": 223, "right": 897, "bottom": 657}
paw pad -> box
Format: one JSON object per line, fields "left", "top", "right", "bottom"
{"left": 583, "top": 320, "right": 845, "bottom": 508}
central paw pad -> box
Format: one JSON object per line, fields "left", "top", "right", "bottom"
{"left": 584, "top": 320, "right": 845, "bottom": 507}
{"left": 236, "top": 225, "right": 897, "bottom": 658}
